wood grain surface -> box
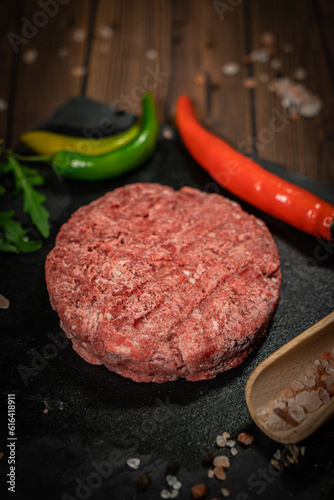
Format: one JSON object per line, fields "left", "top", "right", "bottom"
{"left": 1, "top": 0, "right": 333, "bottom": 184}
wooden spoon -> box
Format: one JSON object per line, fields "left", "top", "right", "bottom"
{"left": 245, "top": 311, "right": 334, "bottom": 444}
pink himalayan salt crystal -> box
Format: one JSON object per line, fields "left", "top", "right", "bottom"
{"left": 317, "top": 387, "right": 330, "bottom": 404}
{"left": 237, "top": 433, "right": 254, "bottom": 446}
{"left": 267, "top": 413, "right": 286, "bottom": 427}
{"left": 291, "top": 379, "right": 304, "bottom": 391}
{"left": 208, "top": 469, "right": 215, "bottom": 479}
{"left": 281, "top": 388, "right": 294, "bottom": 400}
{"left": 213, "top": 466, "right": 226, "bottom": 481}
{"left": 288, "top": 405, "right": 306, "bottom": 423}
{"left": 213, "top": 455, "right": 230, "bottom": 468}
{"left": 295, "top": 390, "right": 322, "bottom": 412}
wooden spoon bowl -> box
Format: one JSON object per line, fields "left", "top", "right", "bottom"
{"left": 245, "top": 311, "right": 334, "bottom": 444}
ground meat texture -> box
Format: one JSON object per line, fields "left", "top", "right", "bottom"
{"left": 45, "top": 183, "right": 281, "bottom": 383}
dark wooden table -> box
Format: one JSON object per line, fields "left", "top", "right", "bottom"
{"left": 1, "top": 0, "right": 333, "bottom": 184}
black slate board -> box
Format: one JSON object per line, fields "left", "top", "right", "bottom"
{"left": 1, "top": 98, "right": 334, "bottom": 500}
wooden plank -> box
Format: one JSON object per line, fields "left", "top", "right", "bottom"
{"left": 167, "top": 0, "right": 252, "bottom": 152}
{"left": 11, "top": 0, "right": 92, "bottom": 147}
{"left": 250, "top": 0, "right": 334, "bottom": 184}
{"left": 314, "top": 0, "right": 334, "bottom": 67}
{"left": 85, "top": 0, "right": 172, "bottom": 120}
{"left": 0, "top": 0, "right": 22, "bottom": 146}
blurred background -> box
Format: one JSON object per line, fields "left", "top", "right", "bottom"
{"left": 1, "top": 0, "right": 333, "bottom": 183}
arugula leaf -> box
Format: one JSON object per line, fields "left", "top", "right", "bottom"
{"left": 6, "top": 155, "right": 50, "bottom": 238}
{"left": 0, "top": 211, "right": 42, "bottom": 253}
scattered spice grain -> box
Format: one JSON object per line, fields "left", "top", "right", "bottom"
{"left": 270, "top": 458, "right": 281, "bottom": 470}
{"left": 137, "top": 473, "right": 150, "bottom": 490}
{"left": 191, "top": 483, "right": 208, "bottom": 498}
{"left": 0, "top": 295, "right": 10, "bottom": 309}
{"left": 213, "top": 466, "right": 226, "bottom": 481}
{"left": 220, "top": 488, "right": 231, "bottom": 498}
{"left": 237, "top": 433, "right": 254, "bottom": 446}
{"left": 126, "top": 457, "right": 140, "bottom": 469}
{"left": 213, "top": 455, "right": 230, "bottom": 468}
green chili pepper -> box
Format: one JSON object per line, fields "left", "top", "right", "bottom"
{"left": 20, "top": 117, "right": 141, "bottom": 156}
{"left": 51, "top": 93, "right": 159, "bottom": 181}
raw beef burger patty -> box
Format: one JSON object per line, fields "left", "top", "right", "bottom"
{"left": 45, "top": 183, "right": 281, "bottom": 383}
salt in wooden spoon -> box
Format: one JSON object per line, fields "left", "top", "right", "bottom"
{"left": 245, "top": 311, "right": 334, "bottom": 444}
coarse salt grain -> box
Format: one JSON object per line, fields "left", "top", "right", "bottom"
{"left": 161, "top": 489, "right": 171, "bottom": 499}
{"left": 221, "top": 488, "right": 231, "bottom": 497}
{"left": 237, "top": 433, "right": 254, "bottom": 446}
{"left": 191, "top": 484, "right": 208, "bottom": 499}
{"left": 145, "top": 49, "right": 158, "bottom": 61}
{"left": 98, "top": 25, "right": 114, "bottom": 40}
{"left": 221, "top": 62, "right": 241, "bottom": 76}
{"left": 173, "top": 480, "right": 182, "bottom": 490}
{"left": 0, "top": 294, "right": 10, "bottom": 309}
{"left": 288, "top": 404, "right": 306, "bottom": 423}
{"left": 250, "top": 48, "right": 270, "bottom": 63}
{"left": 170, "top": 490, "right": 179, "bottom": 499}
{"left": 58, "top": 47, "right": 69, "bottom": 58}
{"left": 225, "top": 440, "right": 235, "bottom": 448}
{"left": 163, "top": 127, "right": 173, "bottom": 139}
{"left": 260, "top": 31, "right": 275, "bottom": 47}
{"left": 299, "top": 97, "right": 322, "bottom": 118}
{"left": 0, "top": 98, "right": 8, "bottom": 113}
{"left": 293, "top": 67, "right": 307, "bottom": 81}
{"left": 318, "top": 387, "right": 330, "bottom": 404}
{"left": 230, "top": 447, "right": 238, "bottom": 456}
{"left": 71, "top": 66, "right": 88, "bottom": 77}
{"left": 213, "top": 455, "right": 230, "bottom": 468}
{"left": 126, "top": 457, "right": 140, "bottom": 469}
{"left": 194, "top": 74, "right": 206, "bottom": 86}
{"left": 216, "top": 435, "right": 226, "bottom": 447}
{"left": 291, "top": 379, "right": 304, "bottom": 392}
{"left": 213, "top": 466, "right": 226, "bottom": 480}
{"left": 295, "top": 390, "right": 322, "bottom": 411}
{"left": 270, "top": 458, "right": 281, "bottom": 470}
{"left": 273, "top": 449, "right": 281, "bottom": 461}
{"left": 270, "top": 58, "right": 282, "bottom": 70}
{"left": 243, "top": 77, "right": 258, "bottom": 89}
{"left": 72, "top": 28, "right": 87, "bottom": 43}
{"left": 22, "top": 48, "right": 39, "bottom": 64}
{"left": 208, "top": 469, "right": 215, "bottom": 478}
{"left": 267, "top": 413, "right": 286, "bottom": 427}
{"left": 222, "top": 432, "right": 230, "bottom": 439}
{"left": 166, "top": 475, "right": 177, "bottom": 487}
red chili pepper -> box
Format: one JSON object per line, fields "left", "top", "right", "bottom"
{"left": 176, "top": 95, "right": 334, "bottom": 241}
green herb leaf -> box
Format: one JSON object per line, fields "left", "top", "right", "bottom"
{"left": 6, "top": 155, "right": 50, "bottom": 238}
{"left": 0, "top": 211, "right": 42, "bottom": 253}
